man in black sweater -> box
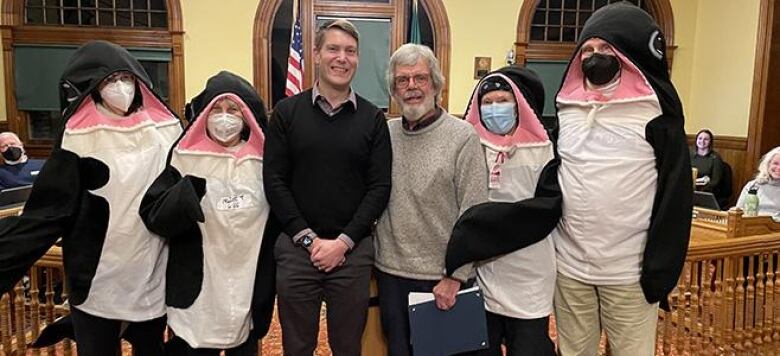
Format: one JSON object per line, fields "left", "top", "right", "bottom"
{"left": 263, "top": 19, "right": 392, "bottom": 356}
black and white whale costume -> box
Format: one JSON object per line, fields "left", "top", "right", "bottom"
{"left": 552, "top": 3, "right": 692, "bottom": 308}
{"left": 444, "top": 74, "right": 562, "bottom": 279}
{"left": 0, "top": 40, "right": 181, "bottom": 353}
{"left": 462, "top": 66, "right": 558, "bottom": 355}
{"left": 140, "top": 71, "right": 279, "bottom": 353}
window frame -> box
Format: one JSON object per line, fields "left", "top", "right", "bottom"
{"left": 0, "top": 0, "right": 185, "bottom": 157}
{"left": 514, "top": 0, "right": 676, "bottom": 67}
{"left": 253, "top": 0, "right": 451, "bottom": 114}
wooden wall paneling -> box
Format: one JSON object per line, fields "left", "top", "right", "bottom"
{"left": 746, "top": 0, "right": 780, "bottom": 180}
{"left": 688, "top": 135, "right": 749, "bottom": 208}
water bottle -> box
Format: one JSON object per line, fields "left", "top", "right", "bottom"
{"left": 744, "top": 187, "right": 759, "bottom": 217}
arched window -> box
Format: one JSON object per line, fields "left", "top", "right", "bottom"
{"left": 254, "top": 0, "right": 450, "bottom": 114}
{"left": 1, "top": 0, "right": 185, "bottom": 156}
{"left": 515, "top": 0, "right": 675, "bottom": 119}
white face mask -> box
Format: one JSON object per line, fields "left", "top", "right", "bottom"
{"left": 100, "top": 80, "right": 136, "bottom": 114}
{"left": 207, "top": 113, "right": 244, "bottom": 144}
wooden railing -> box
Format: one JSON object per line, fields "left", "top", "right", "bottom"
{"left": 656, "top": 208, "right": 780, "bottom": 355}
{"left": 0, "top": 245, "right": 73, "bottom": 356}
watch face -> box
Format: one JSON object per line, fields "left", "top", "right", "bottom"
{"left": 301, "top": 235, "right": 313, "bottom": 248}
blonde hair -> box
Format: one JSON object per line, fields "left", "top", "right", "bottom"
{"left": 755, "top": 146, "right": 780, "bottom": 184}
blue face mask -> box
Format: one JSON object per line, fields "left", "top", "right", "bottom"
{"left": 480, "top": 102, "right": 517, "bottom": 135}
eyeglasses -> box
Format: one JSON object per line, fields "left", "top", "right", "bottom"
{"left": 104, "top": 72, "right": 135, "bottom": 84}
{"left": 394, "top": 74, "right": 430, "bottom": 89}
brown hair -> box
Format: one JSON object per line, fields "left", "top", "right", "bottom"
{"left": 314, "top": 19, "right": 360, "bottom": 50}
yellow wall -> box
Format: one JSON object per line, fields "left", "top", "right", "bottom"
{"left": 668, "top": 0, "right": 699, "bottom": 133}
{"left": 443, "top": 0, "right": 525, "bottom": 114}
{"left": 683, "top": 0, "right": 760, "bottom": 136}
{"left": 181, "top": 0, "right": 260, "bottom": 101}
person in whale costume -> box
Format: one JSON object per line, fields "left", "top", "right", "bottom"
{"left": 140, "top": 71, "right": 280, "bottom": 355}
{"left": 446, "top": 3, "right": 692, "bottom": 355}
{"left": 460, "top": 66, "right": 558, "bottom": 356}
{"left": 551, "top": 4, "right": 691, "bottom": 354}
{"left": 0, "top": 40, "right": 182, "bottom": 355}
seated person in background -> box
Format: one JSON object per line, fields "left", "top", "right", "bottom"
{"left": 690, "top": 129, "right": 725, "bottom": 192}
{"left": 0, "top": 132, "right": 45, "bottom": 190}
{"left": 736, "top": 146, "right": 780, "bottom": 218}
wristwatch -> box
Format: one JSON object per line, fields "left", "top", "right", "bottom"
{"left": 297, "top": 233, "right": 315, "bottom": 250}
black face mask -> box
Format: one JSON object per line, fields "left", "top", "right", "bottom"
{"left": 2, "top": 146, "right": 23, "bottom": 162}
{"left": 581, "top": 53, "right": 620, "bottom": 85}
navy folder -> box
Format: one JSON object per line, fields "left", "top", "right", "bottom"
{"left": 408, "top": 287, "right": 489, "bottom": 355}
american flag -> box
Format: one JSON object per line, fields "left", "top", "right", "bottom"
{"left": 285, "top": 1, "right": 304, "bottom": 97}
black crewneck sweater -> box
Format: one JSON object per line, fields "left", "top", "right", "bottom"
{"left": 263, "top": 89, "right": 392, "bottom": 242}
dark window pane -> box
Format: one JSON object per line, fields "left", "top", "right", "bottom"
{"left": 150, "top": 12, "right": 166, "bottom": 27}
{"left": 44, "top": 7, "right": 61, "bottom": 24}
{"left": 532, "top": 10, "right": 545, "bottom": 25}
{"left": 62, "top": 0, "right": 77, "bottom": 7}
{"left": 98, "top": 10, "right": 113, "bottom": 25}
{"left": 26, "top": 7, "right": 44, "bottom": 24}
{"left": 28, "top": 0, "right": 43, "bottom": 6}
{"left": 549, "top": 11, "right": 561, "bottom": 26}
{"left": 133, "top": 0, "right": 148, "bottom": 10}
{"left": 595, "top": 0, "right": 608, "bottom": 9}
{"left": 116, "top": 0, "right": 131, "bottom": 9}
{"left": 581, "top": 0, "right": 594, "bottom": 10}
{"left": 133, "top": 11, "right": 149, "bottom": 27}
{"left": 530, "top": 26, "right": 545, "bottom": 41}
{"left": 63, "top": 8, "right": 78, "bottom": 24}
{"left": 150, "top": 0, "right": 165, "bottom": 10}
{"left": 547, "top": 26, "right": 560, "bottom": 41}
{"left": 549, "top": 0, "right": 562, "bottom": 9}
{"left": 580, "top": 11, "right": 591, "bottom": 25}
{"left": 81, "top": 9, "right": 97, "bottom": 25}
{"left": 563, "top": 11, "right": 576, "bottom": 26}
{"left": 564, "top": 0, "right": 577, "bottom": 9}
{"left": 562, "top": 27, "right": 576, "bottom": 42}
{"left": 82, "top": 0, "right": 96, "bottom": 7}
{"left": 27, "top": 110, "right": 62, "bottom": 140}
{"left": 140, "top": 60, "right": 169, "bottom": 104}
{"left": 97, "top": 0, "right": 114, "bottom": 9}
{"left": 116, "top": 10, "right": 131, "bottom": 26}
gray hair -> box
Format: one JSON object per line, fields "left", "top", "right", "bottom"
{"left": 386, "top": 44, "right": 444, "bottom": 101}
{"left": 0, "top": 132, "right": 21, "bottom": 142}
{"left": 755, "top": 146, "right": 780, "bottom": 184}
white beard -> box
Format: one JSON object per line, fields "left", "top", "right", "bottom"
{"left": 400, "top": 94, "right": 435, "bottom": 122}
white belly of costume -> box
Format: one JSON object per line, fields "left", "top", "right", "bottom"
{"left": 167, "top": 152, "right": 269, "bottom": 349}
{"left": 62, "top": 118, "right": 181, "bottom": 321}
{"left": 477, "top": 144, "right": 557, "bottom": 319}
{"left": 553, "top": 98, "right": 660, "bottom": 285}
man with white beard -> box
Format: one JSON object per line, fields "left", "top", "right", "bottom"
{"left": 374, "top": 43, "right": 488, "bottom": 356}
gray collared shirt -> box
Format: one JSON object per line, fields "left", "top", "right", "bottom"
{"left": 312, "top": 83, "right": 357, "bottom": 117}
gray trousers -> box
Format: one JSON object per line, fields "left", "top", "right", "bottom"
{"left": 275, "top": 235, "right": 374, "bottom": 356}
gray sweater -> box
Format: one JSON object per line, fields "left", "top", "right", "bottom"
{"left": 736, "top": 179, "right": 780, "bottom": 219}
{"left": 375, "top": 111, "right": 488, "bottom": 281}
